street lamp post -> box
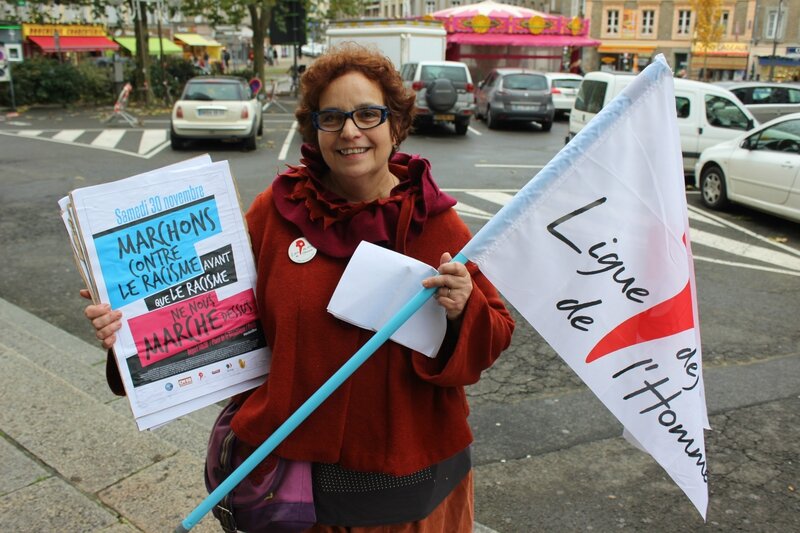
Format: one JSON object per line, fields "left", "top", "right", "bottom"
{"left": 768, "top": 0, "right": 784, "bottom": 81}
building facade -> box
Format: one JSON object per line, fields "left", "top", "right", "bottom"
{"left": 583, "top": 0, "right": 798, "bottom": 81}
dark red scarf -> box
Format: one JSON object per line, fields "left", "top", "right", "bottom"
{"left": 272, "top": 144, "right": 457, "bottom": 257}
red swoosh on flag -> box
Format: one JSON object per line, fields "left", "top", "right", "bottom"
{"left": 585, "top": 281, "right": 694, "bottom": 363}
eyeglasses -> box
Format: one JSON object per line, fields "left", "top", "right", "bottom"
{"left": 311, "top": 106, "right": 391, "bottom": 132}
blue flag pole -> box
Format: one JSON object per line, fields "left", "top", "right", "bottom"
{"left": 176, "top": 253, "right": 469, "bottom": 532}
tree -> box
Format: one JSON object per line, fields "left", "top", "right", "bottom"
{"left": 182, "top": 0, "right": 363, "bottom": 83}
{"left": 690, "top": 0, "right": 724, "bottom": 81}
{"left": 182, "top": 0, "right": 277, "bottom": 83}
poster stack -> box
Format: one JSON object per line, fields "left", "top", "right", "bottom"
{"left": 59, "top": 155, "right": 270, "bottom": 430}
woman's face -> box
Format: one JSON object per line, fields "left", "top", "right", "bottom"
{"left": 316, "top": 71, "right": 394, "bottom": 194}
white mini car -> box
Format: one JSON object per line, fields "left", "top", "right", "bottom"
{"left": 170, "top": 76, "right": 264, "bottom": 150}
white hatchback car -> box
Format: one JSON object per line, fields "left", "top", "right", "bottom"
{"left": 170, "top": 76, "right": 264, "bottom": 150}
{"left": 544, "top": 72, "right": 582, "bottom": 118}
{"left": 695, "top": 112, "right": 800, "bottom": 222}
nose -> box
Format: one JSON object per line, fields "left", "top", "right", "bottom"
{"left": 339, "top": 116, "right": 362, "bottom": 138}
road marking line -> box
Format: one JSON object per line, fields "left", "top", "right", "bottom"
{"left": 690, "top": 227, "right": 800, "bottom": 272}
{"left": 138, "top": 129, "right": 168, "bottom": 154}
{"left": 52, "top": 129, "right": 85, "bottom": 142}
{"left": 443, "top": 188, "right": 519, "bottom": 193}
{"left": 278, "top": 120, "right": 298, "bottom": 161}
{"left": 454, "top": 203, "right": 493, "bottom": 220}
{"left": 0, "top": 130, "right": 166, "bottom": 159}
{"left": 17, "top": 130, "right": 43, "bottom": 137}
{"left": 468, "top": 126, "right": 482, "bottom": 136}
{"left": 464, "top": 190, "right": 515, "bottom": 206}
{"left": 474, "top": 163, "right": 545, "bottom": 169}
{"left": 687, "top": 209, "right": 727, "bottom": 228}
{"left": 91, "top": 129, "right": 126, "bottom": 148}
{"left": 694, "top": 255, "right": 800, "bottom": 277}
{"left": 687, "top": 205, "right": 800, "bottom": 258}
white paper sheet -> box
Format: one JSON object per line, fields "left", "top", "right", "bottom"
{"left": 327, "top": 241, "right": 446, "bottom": 358}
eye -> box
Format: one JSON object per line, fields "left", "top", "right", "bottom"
{"left": 318, "top": 111, "right": 342, "bottom": 125}
{"left": 355, "top": 108, "right": 381, "bottom": 121}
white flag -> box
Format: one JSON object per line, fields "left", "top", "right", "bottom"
{"left": 461, "top": 55, "right": 709, "bottom": 517}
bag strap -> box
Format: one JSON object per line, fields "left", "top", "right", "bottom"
{"left": 214, "top": 429, "right": 239, "bottom": 533}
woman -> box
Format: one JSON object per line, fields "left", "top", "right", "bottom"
{"left": 84, "top": 44, "right": 514, "bottom": 531}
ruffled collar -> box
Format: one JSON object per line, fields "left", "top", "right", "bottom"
{"left": 271, "top": 144, "right": 456, "bottom": 257}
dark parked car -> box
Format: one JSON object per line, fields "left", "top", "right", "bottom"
{"left": 475, "top": 68, "right": 555, "bottom": 131}
{"left": 715, "top": 81, "right": 800, "bottom": 123}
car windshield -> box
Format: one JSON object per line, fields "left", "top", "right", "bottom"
{"left": 183, "top": 81, "right": 245, "bottom": 101}
{"left": 420, "top": 65, "right": 468, "bottom": 82}
{"left": 503, "top": 74, "right": 547, "bottom": 90}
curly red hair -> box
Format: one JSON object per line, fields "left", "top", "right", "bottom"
{"left": 295, "top": 43, "right": 416, "bottom": 147}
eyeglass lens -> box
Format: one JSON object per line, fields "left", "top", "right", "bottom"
{"left": 316, "top": 107, "right": 387, "bottom": 131}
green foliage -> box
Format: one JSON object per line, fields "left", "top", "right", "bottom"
{"left": 0, "top": 57, "right": 117, "bottom": 107}
{"left": 149, "top": 56, "right": 199, "bottom": 101}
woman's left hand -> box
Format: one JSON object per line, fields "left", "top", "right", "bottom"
{"left": 422, "top": 252, "right": 473, "bottom": 321}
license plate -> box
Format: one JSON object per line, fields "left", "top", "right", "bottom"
{"left": 434, "top": 114, "right": 455, "bottom": 121}
{"left": 197, "top": 109, "right": 225, "bottom": 116}
{"left": 512, "top": 104, "right": 538, "bottom": 111}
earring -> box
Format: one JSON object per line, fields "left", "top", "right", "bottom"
{"left": 392, "top": 144, "right": 399, "bottom": 151}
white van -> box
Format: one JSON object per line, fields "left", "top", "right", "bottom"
{"left": 567, "top": 71, "right": 758, "bottom": 176}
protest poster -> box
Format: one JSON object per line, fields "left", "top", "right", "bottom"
{"left": 60, "top": 156, "right": 270, "bottom": 430}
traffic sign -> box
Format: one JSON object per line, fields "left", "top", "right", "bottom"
{"left": 0, "top": 45, "right": 10, "bottom": 82}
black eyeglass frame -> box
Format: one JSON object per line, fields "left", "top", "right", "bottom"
{"left": 311, "top": 105, "right": 391, "bottom": 132}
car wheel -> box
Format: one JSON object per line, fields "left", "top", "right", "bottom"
{"left": 487, "top": 106, "right": 499, "bottom": 130}
{"left": 257, "top": 116, "right": 263, "bottom": 136}
{"left": 700, "top": 165, "right": 729, "bottom": 210}
{"left": 244, "top": 126, "right": 257, "bottom": 151}
{"left": 540, "top": 119, "right": 552, "bottom": 132}
{"left": 455, "top": 119, "right": 469, "bottom": 136}
{"left": 170, "top": 127, "right": 183, "bottom": 150}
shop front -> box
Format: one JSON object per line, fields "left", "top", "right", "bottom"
{"left": 596, "top": 44, "right": 657, "bottom": 73}
{"left": 114, "top": 37, "right": 183, "bottom": 58}
{"left": 427, "top": 0, "right": 598, "bottom": 80}
{"left": 174, "top": 33, "right": 223, "bottom": 71}
{"left": 755, "top": 46, "right": 800, "bottom": 82}
{"left": 690, "top": 42, "right": 748, "bottom": 81}
{"left": 23, "top": 24, "right": 118, "bottom": 61}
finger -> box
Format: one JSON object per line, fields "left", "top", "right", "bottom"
{"left": 439, "top": 252, "right": 453, "bottom": 266}
{"left": 96, "top": 321, "right": 122, "bottom": 343}
{"left": 79, "top": 289, "right": 92, "bottom": 300}
{"left": 84, "top": 303, "right": 113, "bottom": 320}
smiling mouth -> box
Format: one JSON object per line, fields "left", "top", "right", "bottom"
{"left": 338, "top": 147, "right": 370, "bottom": 155}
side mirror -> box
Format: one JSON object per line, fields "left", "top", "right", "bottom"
{"left": 746, "top": 118, "right": 755, "bottom": 130}
{"left": 740, "top": 137, "right": 754, "bottom": 150}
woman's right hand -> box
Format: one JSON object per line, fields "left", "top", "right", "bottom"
{"left": 80, "top": 289, "right": 122, "bottom": 349}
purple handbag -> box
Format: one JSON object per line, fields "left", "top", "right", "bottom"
{"left": 204, "top": 400, "right": 316, "bottom": 533}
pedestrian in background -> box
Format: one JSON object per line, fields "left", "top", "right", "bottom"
{"left": 81, "top": 43, "right": 514, "bottom": 531}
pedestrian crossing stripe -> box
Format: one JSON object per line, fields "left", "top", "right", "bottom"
{"left": 0, "top": 128, "right": 170, "bottom": 159}
{"left": 445, "top": 189, "right": 800, "bottom": 277}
